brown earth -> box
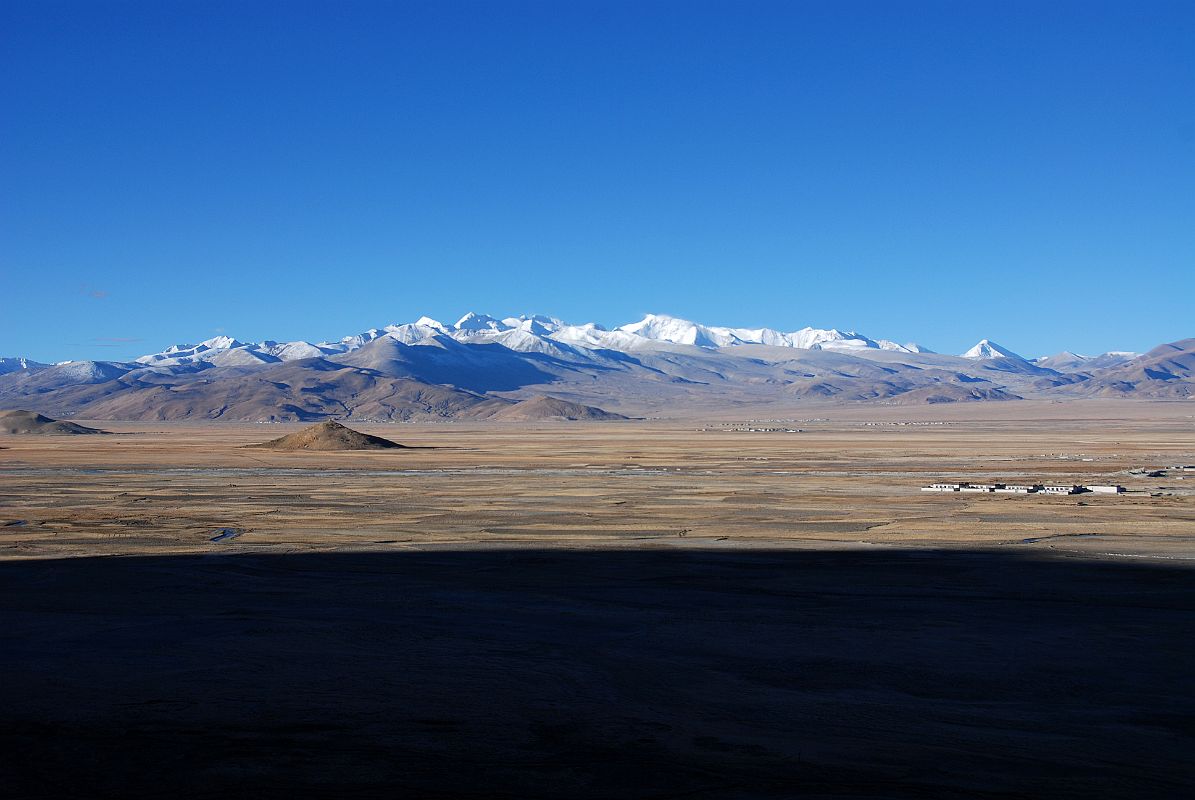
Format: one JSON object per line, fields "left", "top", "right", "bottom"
{"left": 1, "top": 399, "right": 1193, "bottom": 798}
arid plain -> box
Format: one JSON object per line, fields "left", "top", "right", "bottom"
{"left": 4, "top": 400, "right": 1194, "bottom": 559}
{"left": 3, "top": 400, "right": 1194, "bottom": 798}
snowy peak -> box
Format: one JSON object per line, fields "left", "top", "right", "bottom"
{"left": 502, "top": 314, "right": 564, "bottom": 332}
{"left": 616, "top": 314, "right": 889, "bottom": 352}
{"left": 199, "top": 335, "right": 243, "bottom": 350}
{"left": 962, "top": 339, "right": 1024, "bottom": 360}
{"left": 137, "top": 334, "right": 331, "bottom": 367}
{"left": 617, "top": 314, "right": 730, "bottom": 347}
{"left": 454, "top": 312, "right": 507, "bottom": 332}
{"left": 380, "top": 318, "right": 453, "bottom": 345}
{"left": 413, "top": 316, "right": 449, "bottom": 332}
{"left": 791, "top": 328, "right": 876, "bottom": 351}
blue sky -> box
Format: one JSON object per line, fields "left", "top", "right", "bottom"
{"left": 2, "top": 0, "right": 1192, "bottom": 362}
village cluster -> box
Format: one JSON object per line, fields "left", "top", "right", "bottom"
{"left": 921, "top": 482, "right": 1125, "bottom": 495}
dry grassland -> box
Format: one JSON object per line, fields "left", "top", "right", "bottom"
{"left": 2, "top": 400, "right": 1193, "bottom": 798}
{"left": 2, "top": 400, "right": 1193, "bottom": 560}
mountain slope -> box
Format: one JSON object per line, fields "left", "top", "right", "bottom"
{"left": 1034, "top": 351, "right": 1138, "bottom": 372}
{"left": 1073, "top": 338, "right": 1195, "bottom": 398}
{"left": 0, "top": 360, "right": 511, "bottom": 422}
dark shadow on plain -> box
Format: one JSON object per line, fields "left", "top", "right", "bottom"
{"left": 1, "top": 548, "right": 1192, "bottom": 799}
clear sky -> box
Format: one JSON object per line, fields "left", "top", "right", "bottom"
{"left": 2, "top": 0, "right": 1192, "bottom": 363}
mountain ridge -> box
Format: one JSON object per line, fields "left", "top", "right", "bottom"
{"left": 2, "top": 314, "right": 1188, "bottom": 421}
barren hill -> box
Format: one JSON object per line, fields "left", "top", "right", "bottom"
{"left": 0, "top": 410, "right": 108, "bottom": 435}
{"left": 248, "top": 421, "right": 407, "bottom": 451}
{"left": 482, "top": 395, "right": 629, "bottom": 421}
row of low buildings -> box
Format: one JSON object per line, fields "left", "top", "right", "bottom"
{"left": 922, "top": 483, "right": 1125, "bottom": 495}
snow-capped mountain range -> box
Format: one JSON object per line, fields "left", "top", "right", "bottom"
{"left": 119, "top": 312, "right": 981, "bottom": 369}
{"left": 2, "top": 312, "right": 1142, "bottom": 374}
{"left": 119, "top": 312, "right": 1142, "bottom": 371}
{"left": 3, "top": 313, "right": 1182, "bottom": 422}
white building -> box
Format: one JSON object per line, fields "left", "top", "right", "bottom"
{"left": 921, "top": 482, "right": 1126, "bottom": 496}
